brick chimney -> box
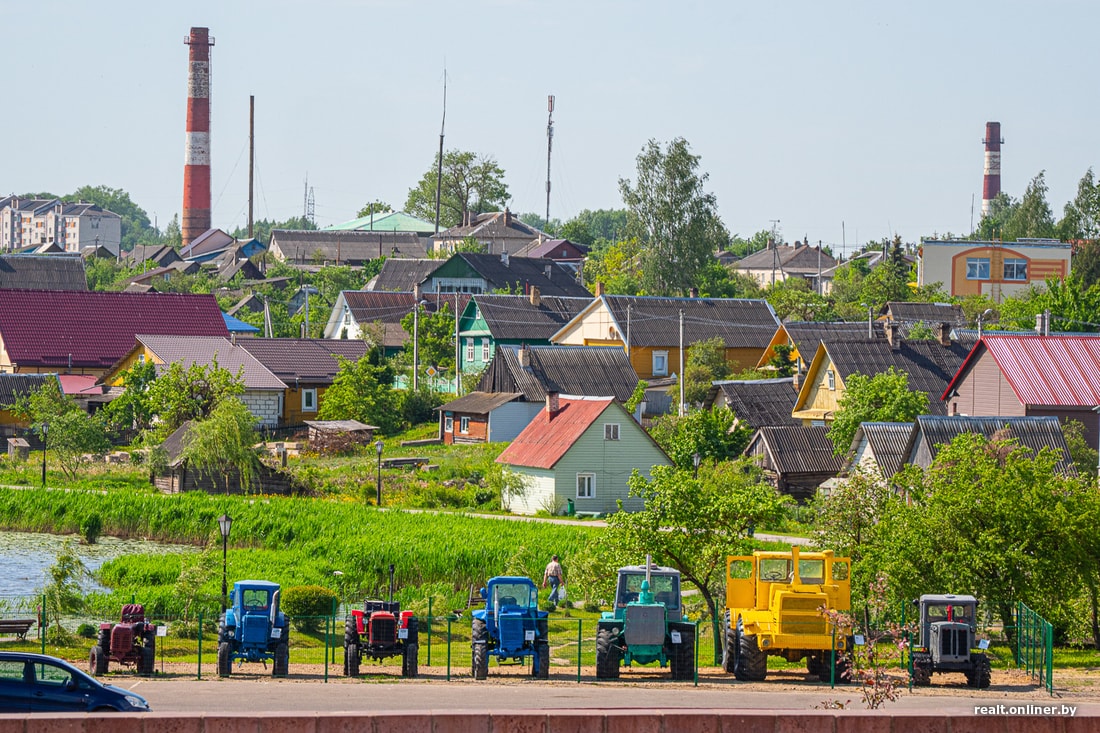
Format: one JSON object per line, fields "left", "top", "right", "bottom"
{"left": 518, "top": 344, "right": 531, "bottom": 368}
{"left": 529, "top": 285, "right": 541, "bottom": 307}
{"left": 885, "top": 321, "right": 901, "bottom": 349}
{"left": 545, "top": 391, "right": 560, "bottom": 419}
{"left": 934, "top": 321, "right": 951, "bottom": 347}
{"left": 503, "top": 208, "right": 512, "bottom": 227}
{"left": 594, "top": 281, "right": 605, "bottom": 297}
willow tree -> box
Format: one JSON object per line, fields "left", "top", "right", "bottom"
{"left": 180, "top": 398, "right": 261, "bottom": 495}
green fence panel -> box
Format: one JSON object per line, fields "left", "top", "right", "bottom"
{"left": 1016, "top": 602, "right": 1053, "bottom": 696}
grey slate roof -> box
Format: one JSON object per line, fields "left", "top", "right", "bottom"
{"left": 903, "top": 415, "right": 1075, "bottom": 475}
{"left": 272, "top": 229, "right": 427, "bottom": 264}
{"left": 751, "top": 425, "right": 847, "bottom": 475}
{"left": 469, "top": 294, "right": 591, "bottom": 341}
{"left": 448, "top": 253, "right": 591, "bottom": 298}
{"left": 706, "top": 378, "right": 800, "bottom": 429}
{"left": 136, "top": 335, "right": 286, "bottom": 390}
{"left": 340, "top": 291, "right": 469, "bottom": 349}
{"left": 0, "top": 373, "right": 60, "bottom": 406}
{"left": 477, "top": 344, "right": 639, "bottom": 402}
{"left": 367, "top": 259, "right": 441, "bottom": 292}
{"left": 884, "top": 302, "right": 965, "bottom": 327}
{"left": 849, "top": 422, "right": 914, "bottom": 479}
{"left": 602, "top": 295, "right": 779, "bottom": 349}
{"left": 823, "top": 338, "right": 972, "bottom": 415}
{"left": 0, "top": 254, "right": 87, "bottom": 291}
{"left": 783, "top": 321, "right": 886, "bottom": 358}
{"left": 237, "top": 338, "right": 369, "bottom": 384}
{"left": 734, "top": 243, "right": 837, "bottom": 275}
{"left": 436, "top": 391, "right": 524, "bottom": 415}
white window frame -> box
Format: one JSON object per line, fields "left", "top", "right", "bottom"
{"left": 444, "top": 415, "right": 454, "bottom": 433}
{"left": 481, "top": 338, "right": 490, "bottom": 362}
{"left": 604, "top": 423, "right": 620, "bottom": 441}
{"left": 460, "top": 416, "right": 470, "bottom": 434}
{"left": 577, "top": 472, "right": 595, "bottom": 499}
{"left": 465, "top": 338, "right": 474, "bottom": 361}
{"left": 1003, "top": 258, "right": 1028, "bottom": 281}
{"left": 966, "top": 257, "right": 991, "bottom": 280}
{"left": 826, "top": 370, "right": 836, "bottom": 391}
{"left": 302, "top": 388, "right": 318, "bottom": 413}
{"left": 652, "top": 350, "right": 669, "bottom": 377}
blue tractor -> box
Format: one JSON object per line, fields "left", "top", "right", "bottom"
{"left": 217, "top": 580, "right": 290, "bottom": 677}
{"left": 470, "top": 576, "right": 550, "bottom": 680}
{"left": 595, "top": 559, "right": 695, "bottom": 680}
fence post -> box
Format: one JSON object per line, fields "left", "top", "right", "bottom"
{"left": 427, "top": 597, "right": 432, "bottom": 667}
{"left": 197, "top": 611, "right": 203, "bottom": 680}
{"left": 324, "top": 614, "right": 330, "bottom": 684}
{"left": 576, "top": 619, "right": 582, "bottom": 683}
{"left": 446, "top": 616, "right": 452, "bottom": 681}
{"left": 905, "top": 630, "right": 912, "bottom": 692}
{"left": 830, "top": 624, "right": 836, "bottom": 689}
{"left": 39, "top": 594, "right": 45, "bottom": 655}
{"left": 712, "top": 614, "right": 721, "bottom": 666}
{"left": 694, "top": 620, "right": 700, "bottom": 687}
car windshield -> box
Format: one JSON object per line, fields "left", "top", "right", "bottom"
{"left": 616, "top": 572, "right": 679, "bottom": 609}
{"left": 493, "top": 583, "right": 534, "bottom": 610}
{"left": 242, "top": 589, "right": 270, "bottom": 611}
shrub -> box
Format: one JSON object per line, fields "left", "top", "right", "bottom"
{"left": 281, "top": 585, "right": 339, "bottom": 633}
{"left": 77, "top": 622, "right": 98, "bottom": 639}
{"left": 80, "top": 513, "right": 103, "bottom": 544}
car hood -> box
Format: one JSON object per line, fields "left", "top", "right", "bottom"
{"left": 103, "top": 684, "right": 149, "bottom": 709}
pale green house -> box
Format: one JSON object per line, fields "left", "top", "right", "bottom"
{"left": 495, "top": 395, "right": 672, "bottom": 516}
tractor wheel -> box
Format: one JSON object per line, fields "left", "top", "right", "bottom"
{"left": 911, "top": 658, "right": 932, "bottom": 687}
{"left": 806, "top": 654, "right": 823, "bottom": 676}
{"left": 344, "top": 616, "right": 359, "bottom": 646}
{"left": 97, "top": 627, "right": 111, "bottom": 655}
{"left": 533, "top": 641, "right": 550, "bottom": 679}
{"left": 734, "top": 619, "right": 767, "bottom": 681}
{"left": 273, "top": 642, "right": 289, "bottom": 677}
{"left": 820, "top": 652, "right": 852, "bottom": 684}
{"left": 471, "top": 619, "right": 489, "bottom": 680}
{"left": 402, "top": 643, "right": 419, "bottom": 678}
{"left": 966, "top": 653, "right": 991, "bottom": 689}
{"left": 217, "top": 641, "right": 232, "bottom": 677}
{"left": 140, "top": 644, "right": 156, "bottom": 676}
{"left": 89, "top": 645, "right": 107, "bottom": 676}
{"left": 344, "top": 643, "right": 360, "bottom": 677}
{"left": 406, "top": 617, "right": 419, "bottom": 645}
{"left": 721, "top": 612, "right": 736, "bottom": 674}
{"left": 670, "top": 625, "right": 695, "bottom": 681}
{"left": 595, "top": 627, "right": 621, "bottom": 680}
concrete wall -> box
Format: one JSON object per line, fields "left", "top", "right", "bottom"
{"left": 0, "top": 711, "right": 1081, "bottom": 732}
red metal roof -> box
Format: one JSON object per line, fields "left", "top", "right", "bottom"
{"left": 943, "top": 335, "right": 1100, "bottom": 405}
{"left": 0, "top": 289, "right": 228, "bottom": 370}
{"left": 496, "top": 397, "right": 614, "bottom": 469}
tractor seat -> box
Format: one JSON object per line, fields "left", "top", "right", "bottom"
{"left": 498, "top": 596, "right": 517, "bottom": 608}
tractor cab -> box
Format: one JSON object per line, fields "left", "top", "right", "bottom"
{"left": 915, "top": 594, "right": 979, "bottom": 667}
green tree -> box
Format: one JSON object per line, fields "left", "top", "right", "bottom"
{"left": 582, "top": 236, "right": 643, "bottom": 294}
{"left": 648, "top": 408, "right": 750, "bottom": 470}
{"left": 65, "top": 185, "right": 154, "bottom": 251}
{"left": 9, "top": 380, "right": 111, "bottom": 480}
{"left": 318, "top": 350, "right": 401, "bottom": 434}
{"left": 1057, "top": 168, "right": 1100, "bottom": 244}
{"left": 560, "top": 209, "right": 629, "bottom": 245}
{"left": 229, "top": 216, "right": 316, "bottom": 246}
{"left": 355, "top": 200, "right": 393, "bottom": 219}
{"left": 401, "top": 302, "right": 456, "bottom": 372}
{"left": 973, "top": 191, "right": 1016, "bottom": 241}
{"left": 144, "top": 360, "right": 246, "bottom": 441}
{"left": 1004, "top": 171, "right": 1056, "bottom": 241}
{"left": 696, "top": 263, "right": 762, "bottom": 300}
{"left": 858, "top": 236, "right": 913, "bottom": 306}
{"left": 590, "top": 460, "right": 790, "bottom": 624}
{"left": 404, "top": 150, "right": 509, "bottom": 229}
{"left": 619, "top": 137, "right": 729, "bottom": 295}
{"left": 180, "top": 398, "right": 262, "bottom": 495}
{"left": 766, "top": 343, "right": 796, "bottom": 377}
{"left": 764, "top": 277, "right": 832, "bottom": 321}
{"left": 996, "top": 276, "right": 1100, "bottom": 333}
{"left": 101, "top": 360, "right": 158, "bottom": 435}
{"left": 671, "top": 337, "right": 730, "bottom": 406}
{"left": 39, "top": 546, "right": 91, "bottom": 641}
{"left": 826, "top": 367, "right": 929, "bottom": 455}
{"left": 85, "top": 257, "right": 128, "bottom": 291}
{"left": 516, "top": 213, "right": 561, "bottom": 237}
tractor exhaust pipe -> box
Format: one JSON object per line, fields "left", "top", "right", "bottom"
{"left": 388, "top": 564, "right": 395, "bottom": 604}
{"left": 645, "top": 554, "right": 652, "bottom": 588}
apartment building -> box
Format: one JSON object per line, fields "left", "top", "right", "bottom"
{"left": 0, "top": 196, "right": 122, "bottom": 255}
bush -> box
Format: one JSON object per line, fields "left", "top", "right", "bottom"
{"left": 77, "top": 622, "right": 98, "bottom": 639}
{"left": 79, "top": 513, "right": 103, "bottom": 544}
{"left": 281, "top": 585, "right": 339, "bottom": 633}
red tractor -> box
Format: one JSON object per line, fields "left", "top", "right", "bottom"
{"left": 90, "top": 604, "right": 157, "bottom": 676}
{"left": 343, "top": 565, "right": 419, "bottom": 677}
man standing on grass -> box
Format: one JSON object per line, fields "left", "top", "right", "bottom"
{"left": 543, "top": 555, "right": 565, "bottom": 608}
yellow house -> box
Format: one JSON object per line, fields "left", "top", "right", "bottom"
{"left": 549, "top": 294, "right": 780, "bottom": 381}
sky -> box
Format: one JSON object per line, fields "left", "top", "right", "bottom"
{"left": 4, "top": 0, "right": 1098, "bottom": 255}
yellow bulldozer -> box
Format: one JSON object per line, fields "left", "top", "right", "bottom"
{"left": 722, "top": 545, "right": 852, "bottom": 682}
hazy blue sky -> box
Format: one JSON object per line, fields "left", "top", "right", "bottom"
{"left": 5, "top": 0, "right": 1096, "bottom": 254}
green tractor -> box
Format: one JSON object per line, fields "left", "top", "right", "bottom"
{"left": 595, "top": 558, "right": 695, "bottom": 681}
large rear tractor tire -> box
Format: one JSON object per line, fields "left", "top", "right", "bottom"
{"left": 217, "top": 641, "right": 232, "bottom": 677}
{"left": 734, "top": 619, "right": 767, "bottom": 681}
{"left": 272, "top": 641, "right": 289, "bottom": 677}
{"left": 911, "top": 658, "right": 932, "bottom": 687}
{"left": 806, "top": 654, "right": 824, "bottom": 676}
{"left": 595, "top": 626, "right": 621, "bottom": 680}
{"left": 140, "top": 644, "right": 155, "bottom": 676}
{"left": 402, "top": 643, "right": 419, "bottom": 678}
{"left": 89, "top": 645, "right": 107, "bottom": 676}
{"left": 344, "top": 643, "right": 360, "bottom": 677}
{"left": 471, "top": 619, "right": 489, "bottom": 680}
{"left": 966, "top": 653, "right": 991, "bottom": 689}
{"left": 819, "top": 652, "right": 852, "bottom": 684}
{"left": 670, "top": 625, "right": 695, "bottom": 681}
{"left": 533, "top": 641, "right": 550, "bottom": 679}
{"left": 721, "top": 612, "right": 737, "bottom": 674}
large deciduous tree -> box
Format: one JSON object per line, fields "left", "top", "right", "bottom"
{"left": 404, "top": 150, "right": 509, "bottom": 229}
{"left": 648, "top": 407, "right": 751, "bottom": 470}
{"left": 1004, "top": 171, "right": 1056, "bottom": 241}
{"left": 10, "top": 380, "right": 111, "bottom": 480}
{"left": 826, "top": 367, "right": 929, "bottom": 455}
{"left": 318, "top": 349, "right": 401, "bottom": 434}
{"left": 180, "top": 398, "right": 262, "bottom": 495}
{"left": 144, "top": 360, "right": 246, "bottom": 441}
{"left": 619, "top": 138, "right": 728, "bottom": 295}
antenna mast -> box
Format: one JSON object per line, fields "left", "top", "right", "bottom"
{"left": 545, "top": 94, "right": 555, "bottom": 225}
{"left": 248, "top": 95, "right": 254, "bottom": 239}
{"left": 434, "top": 69, "right": 447, "bottom": 235}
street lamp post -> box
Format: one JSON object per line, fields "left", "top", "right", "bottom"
{"left": 40, "top": 423, "right": 48, "bottom": 489}
{"left": 218, "top": 514, "right": 233, "bottom": 613}
{"left": 375, "top": 439, "right": 384, "bottom": 506}
{"left": 692, "top": 452, "right": 701, "bottom": 479}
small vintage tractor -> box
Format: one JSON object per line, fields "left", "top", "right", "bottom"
{"left": 910, "top": 594, "right": 991, "bottom": 688}
{"left": 217, "top": 580, "right": 290, "bottom": 677}
{"left": 89, "top": 603, "right": 157, "bottom": 676}
{"left": 594, "top": 558, "right": 695, "bottom": 681}
{"left": 722, "top": 546, "right": 852, "bottom": 683}
{"left": 343, "top": 564, "right": 419, "bottom": 678}
{"left": 470, "top": 575, "right": 550, "bottom": 680}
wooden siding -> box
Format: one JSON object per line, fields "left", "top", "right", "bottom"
{"left": 487, "top": 402, "right": 541, "bottom": 443}
{"left": 949, "top": 349, "right": 1025, "bottom": 417}
{"left": 794, "top": 352, "right": 844, "bottom": 424}
{"left": 283, "top": 385, "right": 331, "bottom": 426}
{"left": 154, "top": 462, "right": 298, "bottom": 495}
{"left": 506, "top": 468, "right": 556, "bottom": 515}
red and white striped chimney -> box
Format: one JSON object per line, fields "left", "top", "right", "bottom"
{"left": 981, "top": 121, "right": 1003, "bottom": 218}
{"left": 182, "top": 27, "right": 214, "bottom": 247}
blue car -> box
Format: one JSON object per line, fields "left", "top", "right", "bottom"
{"left": 0, "top": 652, "right": 151, "bottom": 712}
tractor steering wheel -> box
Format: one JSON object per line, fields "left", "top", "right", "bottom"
{"left": 763, "top": 569, "right": 783, "bottom": 581}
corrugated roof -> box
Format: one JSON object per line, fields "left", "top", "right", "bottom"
{"left": 0, "top": 290, "right": 228, "bottom": 369}
{"left": 237, "top": 338, "right": 368, "bottom": 383}
{"left": 368, "top": 259, "right": 441, "bottom": 292}
{"left": 324, "top": 211, "right": 436, "bottom": 235}
{"left": 138, "top": 335, "right": 286, "bottom": 390}
{"left": 469, "top": 294, "right": 591, "bottom": 340}
{"left": 511, "top": 238, "right": 589, "bottom": 259}
{"left": 339, "top": 291, "right": 469, "bottom": 348}
{"left": 477, "top": 345, "right": 639, "bottom": 402}
{"left": 734, "top": 244, "right": 838, "bottom": 274}
{"left": 850, "top": 422, "right": 913, "bottom": 478}
{"left": 904, "top": 415, "right": 1075, "bottom": 475}
{"left": 0, "top": 255, "right": 87, "bottom": 291}
{"left": 947, "top": 335, "right": 1100, "bottom": 406}
{"left": 707, "top": 378, "right": 800, "bottom": 429}
{"left": 783, "top": 321, "right": 885, "bottom": 357}
{"left": 437, "top": 391, "right": 524, "bottom": 414}
{"left": 885, "top": 302, "right": 965, "bottom": 326}
{"left": 496, "top": 397, "right": 614, "bottom": 469}
{"left": 0, "top": 373, "right": 60, "bottom": 404}
{"left": 271, "top": 229, "right": 427, "bottom": 262}
{"left": 448, "top": 253, "right": 592, "bottom": 298}
{"left": 752, "top": 426, "right": 847, "bottom": 475}
{"left": 601, "top": 296, "right": 779, "bottom": 349}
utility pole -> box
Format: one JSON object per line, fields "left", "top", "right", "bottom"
{"left": 545, "top": 94, "right": 554, "bottom": 225}
{"left": 454, "top": 291, "right": 461, "bottom": 395}
{"left": 678, "top": 308, "right": 685, "bottom": 417}
{"left": 412, "top": 293, "right": 420, "bottom": 391}
{"left": 248, "top": 95, "right": 254, "bottom": 239}
{"left": 434, "top": 70, "right": 447, "bottom": 235}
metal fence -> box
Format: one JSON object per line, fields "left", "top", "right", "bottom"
{"left": 1015, "top": 602, "right": 1054, "bottom": 695}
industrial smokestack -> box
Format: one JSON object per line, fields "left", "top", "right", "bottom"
{"left": 182, "top": 27, "right": 214, "bottom": 247}
{"left": 981, "top": 122, "right": 1003, "bottom": 219}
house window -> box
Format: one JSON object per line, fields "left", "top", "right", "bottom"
{"left": 460, "top": 416, "right": 470, "bottom": 434}
{"left": 481, "top": 338, "right": 490, "bottom": 362}
{"left": 652, "top": 351, "right": 669, "bottom": 377}
{"left": 604, "top": 423, "right": 620, "bottom": 441}
{"left": 1004, "top": 258, "right": 1028, "bottom": 281}
{"left": 826, "top": 370, "right": 835, "bottom": 391}
{"left": 966, "top": 257, "right": 990, "bottom": 280}
{"left": 465, "top": 338, "right": 474, "bottom": 361}
{"left": 444, "top": 415, "right": 454, "bottom": 433}
{"left": 302, "top": 388, "right": 318, "bottom": 413}
{"left": 577, "top": 473, "right": 595, "bottom": 499}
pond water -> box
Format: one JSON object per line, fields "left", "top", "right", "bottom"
{"left": 0, "top": 530, "right": 195, "bottom": 601}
